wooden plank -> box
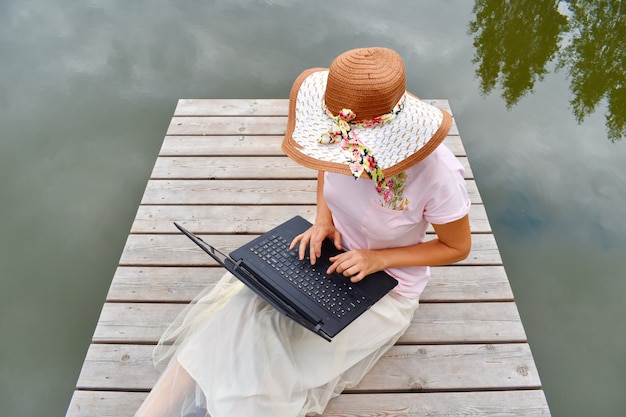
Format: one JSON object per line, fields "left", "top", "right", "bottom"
{"left": 167, "top": 116, "right": 288, "bottom": 136}
{"left": 76, "top": 345, "right": 160, "bottom": 391}
{"left": 353, "top": 343, "right": 541, "bottom": 391}
{"left": 398, "top": 302, "right": 525, "bottom": 344}
{"left": 172, "top": 98, "right": 453, "bottom": 117}
{"left": 150, "top": 156, "right": 319, "bottom": 180}
{"left": 139, "top": 179, "right": 482, "bottom": 205}
{"left": 67, "top": 389, "right": 551, "bottom": 417}
{"left": 92, "top": 302, "right": 525, "bottom": 344}
{"left": 75, "top": 343, "right": 540, "bottom": 392}
{"left": 160, "top": 135, "right": 285, "bottom": 156}
{"left": 106, "top": 265, "right": 513, "bottom": 303}
{"left": 158, "top": 134, "right": 466, "bottom": 157}
{"left": 174, "top": 98, "right": 289, "bottom": 116}
{"left": 106, "top": 266, "right": 224, "bottom": 302}
{"left": 93, "top": 303, "right": 183, "bottom": 343}
{"left": 140, "top": 179, "right": 318, "bottom": 205}
{"left": 66, "top": 391, "right": 146, "bottom": 417}
{"left": 323, "top": 391, "right": 551, "bottom": 417}
{"left": 131, "top": 205, "right": 317, "bottom": 234}
{"left": 130, "top": 204, "right": 490, "bottom": 234}
{"left": 118, "top": 233, "right": 502, "bottom": 267}
{"left": 167, "top": 116, "right": 460, "bottom": 136}
{"left": 150, "top": 156, "right": 473, "bottom": 179}
{"left": 426, "top": 265, "right": 513, "bottom": 302}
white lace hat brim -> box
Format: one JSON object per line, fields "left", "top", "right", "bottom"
{"left": 283, "top": 69, "right": 452, "bottom": 177}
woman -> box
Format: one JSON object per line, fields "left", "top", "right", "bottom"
{"left": 134, "top": 47, "right": 471, "bottom": 417}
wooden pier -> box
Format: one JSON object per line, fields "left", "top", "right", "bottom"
{"left": 66, "top": 99, "right": 551, "bottom": 416}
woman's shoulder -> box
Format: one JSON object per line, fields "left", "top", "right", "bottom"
{"left": 407, "top": 144, "right": 464, "bottom": 178}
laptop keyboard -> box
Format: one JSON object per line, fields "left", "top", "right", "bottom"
{"left": 250, "top": 235, "right": 365, "bottom": 318}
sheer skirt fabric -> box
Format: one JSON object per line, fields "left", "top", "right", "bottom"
{"left": 136, "top": 272, "right": 419, "bottom": 417}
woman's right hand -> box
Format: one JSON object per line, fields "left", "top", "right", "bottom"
{"left": 289, "top": 219, "right": 342, "bottom": 265}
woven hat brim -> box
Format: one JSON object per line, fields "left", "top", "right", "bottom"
{"left": 282, "top": 68, "right": 452, "bottom": 178}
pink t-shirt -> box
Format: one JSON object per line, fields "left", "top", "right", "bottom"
{"left": 323, "top": 144, "right": 471, "bottom": 298}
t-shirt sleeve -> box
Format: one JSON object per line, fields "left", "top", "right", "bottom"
{"left": 422, "top": 151, "right": 471, "bottom": 225}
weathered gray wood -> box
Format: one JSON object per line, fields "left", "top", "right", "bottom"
{"left": 130, "top": 204, "right": 489, "bottom": 234}
{"left": 139, "top": 179, "right": 482, "bottom": 205}
{"left": 160, "top": 135, "right": 286, "bottom": 156}
{"left": 66, "top": 391, "right": 146, "bottom": 417}
{"left": 106, "top": 265, "right": 513, "bottom": 303}
{"left": 140, "top": 179, "right": 318, "bottom": 205}
{"left": 150, "top": 156, "right": 473, "bottom": 179}
{"left": 67, "top": 389, "right": 551, "bottom": 417}
{"left": 66, "top": 389, "right": 551, "bottom": 417}
{"left": 131, "top": 205, "right": 317, "bottom": 234}
{"left": 150, "top": 156, "right": 321, "bottom": 179}
{"left": 106, "top": 266, "right": 224, "bottom": 302}
{"left": 323, "top": 390, "right": 551, "bottom": 417}
{"left": 398, "top": 302, "right": 525, "bottom": 344}
{"left": 167, "top": 116, "right": 460, "bottom": 136}
{"left": 174, "top": 98, "right": 289, "bottom": 116}
{"left": 107, "top": 266, "right": 226, "bottom": 303}
{"left": 76, "top": 344, "right": 160, "bottom": 391}
{"left": 172, "top": 98, "right": 453, "bottom": 117}
{"left": 75, "top": 343, "right": 540, "bottom": 392}
{"left": 94, "top": 303, "right": 183, "bottom": 343}
{"left": 352, "top": 343, "right": 541, "bottom": 392}
{"left": 426, "top": 265, "right": 513, "bottom": 302}
{"left": 168, "top": 116, "right": 289, "bottom": 136}
{"left": 93, "top": 302, "right": 525, "bottom": 344}
{"left": 118, "top": 233, "right": 502, "bottom": 267}
{"left": 158, "top": 134, "right": 466, "bottom": 157}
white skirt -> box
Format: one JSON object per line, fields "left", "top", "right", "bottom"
{"left": 136, "top": 272, "right": 419, "bottom": 417}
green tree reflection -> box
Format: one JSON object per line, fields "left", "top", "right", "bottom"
{"left": 468, "top": 0, "right": 567, "bottom": 108}
{"left": 469, "top": 0, "right": 626, "bottom": 142}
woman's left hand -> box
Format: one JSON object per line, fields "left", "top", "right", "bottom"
{"left": 327, "top": 250, "right": 384, "bottom": 283}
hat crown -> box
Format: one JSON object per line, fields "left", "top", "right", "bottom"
{"left": 325, "top": 48, "right": 406, "bottom": 120}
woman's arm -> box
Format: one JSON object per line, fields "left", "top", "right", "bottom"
{"left": 290, "top": 171, "right": 343, "bottom": 264}
{"left": 327, "top": 214, "right": 471, "bottom": 282}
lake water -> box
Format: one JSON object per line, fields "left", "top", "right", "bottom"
{"left": 1, "top": 1, "right": 624, "bottom": 416}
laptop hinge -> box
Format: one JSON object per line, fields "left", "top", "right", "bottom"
{"left": 233, "top": 258, "right": 244, "bottom": 270}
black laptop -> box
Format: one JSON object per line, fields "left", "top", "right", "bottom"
{"left": 174, "top": 215, "right": 398, "bottom": 341}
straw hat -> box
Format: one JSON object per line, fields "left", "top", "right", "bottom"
{"left": 282, "top": 47, "right": 452, "bottom": 180}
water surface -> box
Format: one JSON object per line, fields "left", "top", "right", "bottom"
{"left": 1, "top": 1, "right": 624, "bottom": 416}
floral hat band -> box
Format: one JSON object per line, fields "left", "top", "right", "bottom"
{"left": 318, "top": 95, "right": 406, "bottom": 193}
{"left": 319, "top": 94, "right": 406, "bottom": 145}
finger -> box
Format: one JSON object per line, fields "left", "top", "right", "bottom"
{"left": 289, "top": 233, "right": 303, "bottom": 250}
{"left": 341, "top": 264, "right": 355, "bottom": 277}
{"left": 327, "top": 253, "right": 346, "bottom": 274}
{"left": 337, "top": 261, "right": 363, "bottom": 281}
{"left": 340, "top": 258, "right": 366, "bottom": 279}
{"left": 309, "top": 239, "right": 319, "bottom": 265}
{"left": 336, "top": 259, "right": 356, "bottom": 277}
{"left": 314, "top": 237, "right": 324, "bottom": 259}
{"left": 332, "top": 230, "right": 343, "bottom": 250}
{"left": 350, "top": 272, "right": 365, "bottom": 283}
{"left": 327, "top": 257, "right": 340, "bottom": 274}
{"left": 297, "top": 233, "right": 311, "bottom": 260}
